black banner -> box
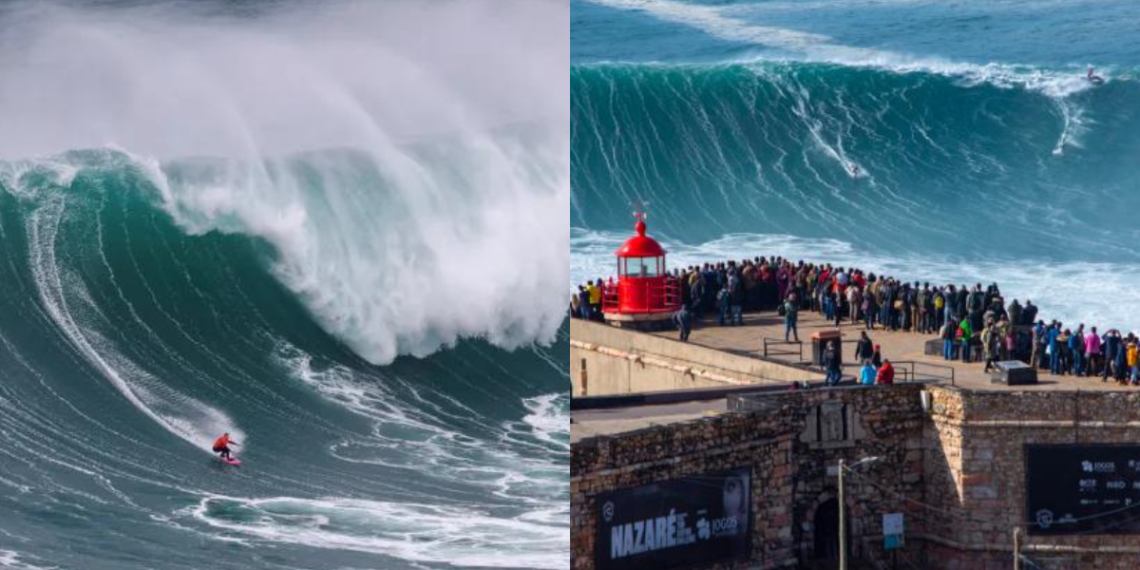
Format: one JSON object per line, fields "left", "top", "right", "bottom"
{"left": 1026, "top": 445, "right": 1140, "bottom": 534}
{"left": 595, "top": 467, "right": 751, "bottom": 570}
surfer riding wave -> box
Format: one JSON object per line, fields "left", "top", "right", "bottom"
{"left": 212, "top": 432, "right": 239, "bottom": 461}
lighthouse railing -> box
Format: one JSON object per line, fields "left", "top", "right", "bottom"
{"left": 602, "top": 284, "right": 620, "bottom": 312}
{"left": 662, "top": 278, "right": 681, "bottom": 310}
{"left": 603, "top": 278, "right": 681, "bottom": 314}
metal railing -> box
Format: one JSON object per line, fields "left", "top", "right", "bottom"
{"left": 663, "top": 278, "right": 681, "bottom": 309}
{"left": 759, "top": 336, "right": 956, "bottom": 385}
{"left": 833, "top": 362, "right": 907, "bottom": 384}
{"left": 887, "top": 360, "right": 956, "bottom": 385}
{"left": 811, "top": 359, "right": 954, "bottom": 386}
{"left": 601, "top": 286, "right": 619, "bottom": 312}
{"left": 762, "top": 338, "right": 804, "bottom": 360}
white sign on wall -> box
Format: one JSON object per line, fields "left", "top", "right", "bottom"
{"left": 883, "top": 513, "right": 904, "bottom": 550}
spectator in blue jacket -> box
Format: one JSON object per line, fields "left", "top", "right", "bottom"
{"left": 860, "top": 360, "right": 877, "bottom": 385}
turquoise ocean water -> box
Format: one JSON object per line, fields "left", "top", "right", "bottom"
{"left": 572, "top": 0, "right": 1140, "bottom": 330}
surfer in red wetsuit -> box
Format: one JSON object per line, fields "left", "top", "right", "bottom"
{"left": 212, "top": 433, "right": 239, "bottom": 460}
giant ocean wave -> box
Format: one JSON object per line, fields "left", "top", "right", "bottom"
{"left": 0, "top": 1, "right": 569, "bottom": 569}
{"left": 572, "top": 61, "right": 1140, "bottom": 260}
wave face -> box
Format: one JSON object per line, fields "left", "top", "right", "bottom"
{"left": 0, "top": 1, "right": 568, "bottom": 569}
{"left": 572, "top": 62, "right": 1140, "bottom": 261}
{"left": 0, "top": 151, "right": 569, "bottom": 569}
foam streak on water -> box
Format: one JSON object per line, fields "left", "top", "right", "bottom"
{"left": 0, "top": 550, "right": 57, "bottom": 570}
{"left": 26, "top": 192, "right": 242, "bottom": 454}
{"left": 272, "top": 341, "right": 569, "bottom": 568}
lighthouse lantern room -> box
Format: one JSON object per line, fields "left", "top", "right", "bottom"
{"left": 602, "top": 210, "right": 680, "bottom": 328}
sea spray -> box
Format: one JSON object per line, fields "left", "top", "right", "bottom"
{"left": 0, "top": 0, "right": 570, "bottom": 365}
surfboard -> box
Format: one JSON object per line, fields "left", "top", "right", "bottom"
{"left": 222, "top": 457, "right": 241, "bottom": 466}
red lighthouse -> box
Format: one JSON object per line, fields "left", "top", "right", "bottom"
{"left": 602, "top": 210, "right": 680, "bottom": 328}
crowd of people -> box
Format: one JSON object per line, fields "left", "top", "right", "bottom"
{"left": 573, "top": 254, "right": 1140, "bottom": 386}
{"left": 570, "top": 279, "right": 607, "bottom": 322}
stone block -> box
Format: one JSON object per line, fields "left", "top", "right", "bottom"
{"left": 968, "top": 485, "right": 997, "bottom": 500}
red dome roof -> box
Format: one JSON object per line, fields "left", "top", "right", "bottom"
{"left": 616, "top": 219, "right": 666, "bottom": 257}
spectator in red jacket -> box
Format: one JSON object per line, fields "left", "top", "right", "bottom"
{"left": 876, "top": 360, "right": 895, "bottom": 385}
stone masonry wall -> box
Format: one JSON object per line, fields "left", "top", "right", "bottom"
{"left": 924, "top": 387, "right": 1140, "bottom": 570}
{"left": 573, "top": 382, "right": 1140, "bottom": 570}
{"left": 572, "top": 384, "right": 927, "bottom": 570}
{"left": 572, "top": 410, "right": 797, "bottom": 570}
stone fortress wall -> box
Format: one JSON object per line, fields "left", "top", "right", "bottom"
{"left": 573, "top": 384, "right": 1140, "bottom": 570}
{"left": 573, "top": 384, "right": 927, "bottom": 570}
{"left": 925, "top": 388, "right": 1140, "bottom": 570}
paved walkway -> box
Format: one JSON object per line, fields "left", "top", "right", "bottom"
{"left": 571, "top": 400, "right": 725, "bottom": 443}
{"left": 572, "top": 309, "right": 1137, "bottom": 443}
{"left": 651, "top": 309, "right": 1133, "bottom": 392}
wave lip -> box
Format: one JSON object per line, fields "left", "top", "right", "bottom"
{"left": 582, "top": 0, "right": 1104, "bottom": 99}
{"left": 1, "top": 0, "right": 570, "bottom": 366}
{"left": 139, "top": 136, "right": 568, "bottom": 367}
{"left": 12, "top": 140, "right": 571, "bottom": 369}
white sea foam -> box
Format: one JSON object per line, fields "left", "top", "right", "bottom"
{"left": 1051, "top": 98, "right": 1090, "bottom": 156}
{"left": 275, "top": 341, "right": 569, "bottom": 481}
{"left": 185, "top": 494, "right": 567, "bottom": 569}
{"left": 585, "top": 0, "right": 1099, "bottom": 101}
{"left": 0, "top": 0, "right": 569, "bottom": 366}
{"left": 519, "top": 394, "right": 570, "bottom": 452}
{"left": 572, "top": 229, "right": 1140, "bottom": 336}
{"left": 273, "top": 342, "right": 569, "bottom": 558}
{"left": 0, "top": 550, "right": 57, "bottom": 570}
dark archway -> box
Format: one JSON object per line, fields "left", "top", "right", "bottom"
{"left": 813, "top": 498, "right": 850, "bottom": 563}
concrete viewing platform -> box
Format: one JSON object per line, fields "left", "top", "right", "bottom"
{"left": 650, "top": 309, "right": 1131, "bottom": 392}
{"left": 569, "top": 307, "right": 1137, "bottom": 443}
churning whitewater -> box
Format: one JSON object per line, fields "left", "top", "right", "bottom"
{"left": 0, "top": 1, "right": 569, "bottom": 569}
{"left": 572, "top": 0, "right": 1140, "bottom": 330}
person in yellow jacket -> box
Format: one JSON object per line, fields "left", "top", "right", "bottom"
{"left": 586, "top": 281, "right": 601, "bottom": 320}
{"left": 1128, "top": 342, "right": 1139, "bottom": 385}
